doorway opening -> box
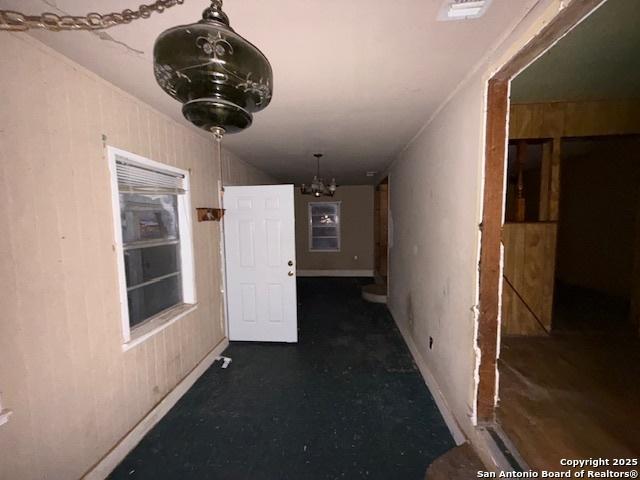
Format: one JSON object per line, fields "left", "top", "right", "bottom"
{"left": 374, "top": 177, "right": 389, "bottom": 285}
{"left": 554, "top": 135, "right": 640, "bottom": 335}
{"left": 363, "top": 177, "right": 389, "bottom": 304}
{"left": 478, "top": 0, "right": 640, "bottom": 470}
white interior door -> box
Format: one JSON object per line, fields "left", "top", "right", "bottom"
{"left": 223, "top": 185, "right": 298, "bottom": 342}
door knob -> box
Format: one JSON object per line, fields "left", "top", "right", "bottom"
{"left": 288, "top": 271, "right": 294, "bottom": 276}
{"left": 288, "top": 260, "right": 294, "bottom": 266}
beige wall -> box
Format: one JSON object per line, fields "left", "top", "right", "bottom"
{"left": 0, "top": 34, "right": 273, "bottom": 480}
{"left": 383, "top": 0, "right": 581, "bottom": 449}
{"left": 294, "top": 185, "right": 374, "bottom": 273}
{"left": 223, "top": 147, "right": 280, "bottom": 186}
{"left": 387, "top": 76, "right": 486, "bottom": 433}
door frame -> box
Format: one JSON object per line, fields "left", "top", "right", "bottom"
{"left": 476, "top": 0, "right": 607, "bottom": 423}
{"left": 385, "top": 174, "right": 391, "bottom": 297}
{"left": 374, "top": 176, "right": 390, "bottom": 292}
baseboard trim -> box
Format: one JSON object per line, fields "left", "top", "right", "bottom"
{"left": 83, "top": 338, "right": 230, "bottom": 480}
{"left": 391, "top": 312, "right": 467, "bottom": 445}
{"left": 296, "top": 269, "right": 374, "bottom": 277}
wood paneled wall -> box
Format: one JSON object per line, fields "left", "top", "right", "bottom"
{"left": 502, "top": 223, "right": 557, "bottom": 336}
{"left": 503, "top": 99, "right": 640, "bottom": 336}
{"left": 510, "top": 100, "right": 640, "bottom": 140}
{"left": 0, "top": 34, "right": 272, "bottom": 479}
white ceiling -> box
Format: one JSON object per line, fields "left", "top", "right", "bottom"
{"left": 2, "top": 0, "right": 540, "bottom": 183}
{"left": 512, "top": 0, "right": 640, "bottom": 103}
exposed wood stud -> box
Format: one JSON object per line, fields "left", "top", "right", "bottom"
{"left": 476, "top": 0, "right": 607, "bottom": 424}
{"left": 477, "top": 78, "right": 509, "bottom": 423}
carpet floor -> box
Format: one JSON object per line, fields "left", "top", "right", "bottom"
{"left": 109, "top": 278, "right": 454, "bottom": 480}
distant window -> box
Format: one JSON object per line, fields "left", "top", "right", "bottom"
{"left": 108, "top": 147, "right": 195, "bottom": 342}
{"left": 308, "top": 202, "right": 341, "bottom": 252}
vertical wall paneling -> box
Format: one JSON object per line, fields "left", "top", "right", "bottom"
{"left": 0, "top": 34, "right": 276, "bottom": 480}
{"left": 501, "top": 223, "right": 557, "bottom": 335}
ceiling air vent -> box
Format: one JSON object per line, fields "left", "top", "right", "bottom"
{"left": 438, "top": 0, "right": 493, "bottom": 21}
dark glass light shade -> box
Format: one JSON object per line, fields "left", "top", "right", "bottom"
{"left": 153, "top": 0, "right": 273, "bottom": 134}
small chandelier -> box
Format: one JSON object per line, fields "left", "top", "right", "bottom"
{"left": 153, "top": 0, "right": 273, "bottom": 138}
{"left": 301, "top": 154, "right": 337, "bottom": 197}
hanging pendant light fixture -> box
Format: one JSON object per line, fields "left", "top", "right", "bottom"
{"left": 0, "top": 0, "right": 272, "bottom": 141}
{"left": 301, "top": 154, "right": 337, "bottom": 197}
{"left": 154, "top": 0, "right": 273, "bottom": 139}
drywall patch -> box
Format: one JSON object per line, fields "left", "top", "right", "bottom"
{"left": 471, "top": 301, "right": 482, "bottom": 426}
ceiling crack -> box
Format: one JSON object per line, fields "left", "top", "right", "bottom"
{"left": 94, "top": 31, "right": 145, "bottom": 55}
{"left": 39, "top": 0, "right": 145, "bottom": 56}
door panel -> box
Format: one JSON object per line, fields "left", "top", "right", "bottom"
{"left": 224, "top": 185, "right": 297, "bottom": 342}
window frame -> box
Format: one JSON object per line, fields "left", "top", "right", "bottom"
{"left": 107, "top": 146, "right": 196, "bottom": 349}
{"left": 308, "top": 201, "right": 341, "bottom": 253}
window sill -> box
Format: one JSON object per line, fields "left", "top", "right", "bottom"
{"left": 122, "top": 303, "right": 198, "bottom": 352}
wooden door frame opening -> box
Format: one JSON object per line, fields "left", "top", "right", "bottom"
{"left": 374, "top": 176, "right": 390, "bottom": 291}
{"left": 476, "top": 0, "right": 607, "bottom": 423}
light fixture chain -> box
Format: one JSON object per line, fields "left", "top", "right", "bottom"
{"left": 0, "top": 0, "right": 186, "bottom": 32}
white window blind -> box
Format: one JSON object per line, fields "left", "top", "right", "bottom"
{"left": 116, "top": 155, "right": 186, "bottom": 195}
{"left": 309, "top": 202, "right": 341, "bottom": 252}
{"left": 109, "top": 148, "right": 196, "bottom": 338}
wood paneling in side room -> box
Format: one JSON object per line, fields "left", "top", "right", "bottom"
{"left": 510, "top": 100, "right": 640, "bottom": 140}
{"left": 501, "top": 223, "right": 557, "bottom": 335}
{"left": 0, "top": 34, "right": 274, "bottom": 480}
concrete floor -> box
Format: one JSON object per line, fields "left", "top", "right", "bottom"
{"left": 109, "top": 278, "right": 454, "bottom": 479}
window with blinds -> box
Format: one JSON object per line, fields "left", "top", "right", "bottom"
{"left": 109, "top": 149, "right": 195, "bottom": 337}
{"left": 308, "top": 202, "right": 341, "bottom": 252}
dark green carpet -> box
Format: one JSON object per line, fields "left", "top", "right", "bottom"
{"left": 109, "top": 278, "right": 454, "bottom": 479}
